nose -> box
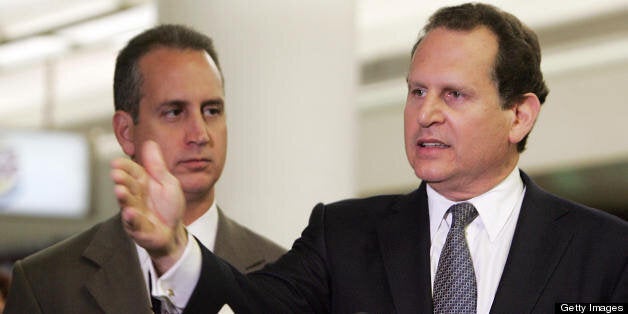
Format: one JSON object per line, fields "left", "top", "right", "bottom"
{"left": 416, "top": 93, "right": 445, "bottom": 128}
{"left": 185, "top": 112, "right": 210, "bottom": 146}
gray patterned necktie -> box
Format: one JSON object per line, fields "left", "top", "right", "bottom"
{"left": 433, "top": 202, "right": 479, "bottom": 314}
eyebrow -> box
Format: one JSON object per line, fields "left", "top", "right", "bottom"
{"left": 407, "top": 75, "right": 472, "bottom": 90}
{"left": 159, "top": 100, "right": 187, "bottom": 108}
{"left": 201, "top": 98, "right": 224, "bottom": 107}
{"left": 406, "top": 79, "right": 426, "bottom": 89}
{"left": 158, "top": 98, "right": 224, "bottom": 108}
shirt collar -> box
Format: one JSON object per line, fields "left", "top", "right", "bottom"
{"left": 186, "top": 200, "right": 219, "bottom": 251}
{"left": 427, "top": 167, "right": 524, "bottom": 242}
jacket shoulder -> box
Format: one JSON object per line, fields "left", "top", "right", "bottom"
{"left": 523, "top": 172, "right": 627, "bottom": 235}
{"left": 320, "top": 193, "right": 409, "bottom": 221}
{"left": 215, "top": 211, "right": 287, "bottom": 273}
{"left": 18, "top": 218, "right": 107, "bottom": 270}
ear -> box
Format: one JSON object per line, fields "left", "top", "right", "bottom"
{"left": 112, "top": 110, "right": 136, "bottom": 157}
{"left": 508, "top": 92, "right": 541, "bottom": 145}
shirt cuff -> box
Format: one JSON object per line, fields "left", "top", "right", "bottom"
{"left": 148, "top": 232, "right": 202, "bottom": 310}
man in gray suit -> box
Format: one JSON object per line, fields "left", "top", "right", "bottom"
{"left": 5, "top": 24, "right": 285, "bottom": 313}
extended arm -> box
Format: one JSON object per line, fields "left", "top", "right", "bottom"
{"left": 111, "top": 141, "right": 331, "bottom": 312}
{"left": 188, "top": 204, "right": 332, "bottom": 313}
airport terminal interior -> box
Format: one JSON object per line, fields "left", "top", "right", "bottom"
{"left": 0, "top": 0, "right": 627, "bottom": 302}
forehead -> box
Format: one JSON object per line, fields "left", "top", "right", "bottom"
{"left": 138, "top": 46, "right": 223, "bottom": 87}
{"left": 135, "top": 47, "right": 224, "bottom": 112}
{"left": 408, "top": 26, "right": 498, "bottom": 84}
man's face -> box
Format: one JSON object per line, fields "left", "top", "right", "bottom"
{"left": 404, "top": 26, "right": 519, "bottom": 200}
{"left": 120, "top": 47, "right": 227, "bottom": 201}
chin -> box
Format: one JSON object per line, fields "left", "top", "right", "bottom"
{"left": 181, "top": 184, "right": 213, "bottom": 197}
{"left": 412, "top": 163, "right": 448, "bottom": 183}
{"left": 179, "top": 177, "right": 215, "bottom": 194}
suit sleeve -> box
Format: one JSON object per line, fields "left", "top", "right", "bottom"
{"left": 610, "top": 254, "right": 628, "bottom": 302}
{"left": 185, "top": 203, "right": 331, "bottom": 314}
{"left": 4, "top": 260, "right": 43, "bottom": 314}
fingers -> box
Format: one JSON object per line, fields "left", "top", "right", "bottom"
{"left": 121, "top": 205, "right": 180, "bottom": 258}
{"left": 110, "top": 157, "right": 146, "bottom": 208}
{"left": 111, "top": 157, "right": 146, "bottom": 183}
{"left": 110, "top": 140, "right": 188, "bottom": 268}
{"left": 142, "top": 140, "right": 173, "bottom": 185}
{"left": 121, "top": 207, "right": 159, "bottom": 250}
{"left": 111, "top": 169, "right": 140, "bottom": 196}
{"left": 121, "top": 206, "right": 153, "bottom": 233}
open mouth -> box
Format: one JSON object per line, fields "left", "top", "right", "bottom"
{"left": 417, "top": 140, "right": 450, "bottom": 148}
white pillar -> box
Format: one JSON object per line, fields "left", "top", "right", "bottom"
{"left": 158, "top": 1, "right": 356, "bottom": 247}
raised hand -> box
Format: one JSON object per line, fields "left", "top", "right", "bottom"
{"left": 110, "top": 140, "right": 187, "bottom": 274}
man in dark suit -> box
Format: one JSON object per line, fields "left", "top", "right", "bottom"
{"left": 4, "top": 25, "right": 285, "bottom": 314}
{"left": 108, "top": 3, "right": 627, "bottom": 314}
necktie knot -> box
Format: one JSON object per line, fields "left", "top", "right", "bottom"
{"left": 449, "top": 202, "right": 478, "bottom": 229}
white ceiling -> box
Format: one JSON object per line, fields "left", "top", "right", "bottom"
{"left": 356, "top": 0, "right": 628, "bottom": 59}
{"left": 0, "top": 0, "right": 155, "bottom": 128}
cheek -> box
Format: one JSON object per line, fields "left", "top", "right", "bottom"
{"left": 146, "top": 132, "right": 180, "bottom": 168}
{"left": 464, "top": 114, "right": 511, "bottom": 157}
{"left": 151, "top": 142, "right": 178, "bottom": 172}
{"left": 489, "top": 112, "right": 513, "bottom": 142}
{"left": 403, "top": 108, "right": 416, "bottom": 146}
{"left": 403, "top": 124, "right": 416, "bottom": 162}
{"left": 212, "top": 126, "right": 228, "bottom": 158}
{"left": 213, "top": 124, "right": 227, "bottom": 143}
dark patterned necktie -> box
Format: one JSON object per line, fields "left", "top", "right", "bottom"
{"left": 433, "top": 202, "right": 479, "bottom": 314}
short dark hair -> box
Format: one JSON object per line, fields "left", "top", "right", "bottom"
{"left": 113, "top": 24, "right": 222, "bottom": 123}
{"left": 411, "top": 3, "right": 549, "bottom": 152}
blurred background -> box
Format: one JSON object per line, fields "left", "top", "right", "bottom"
{"left": 0, "top": 0, "right": 627, "bottom": 285}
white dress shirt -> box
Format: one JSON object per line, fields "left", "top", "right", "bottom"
{"left": 135, "top": 201, "right": 219, "bottom": 312}
{"left": 428, "top": 167, "right": 525, "bottom": 314}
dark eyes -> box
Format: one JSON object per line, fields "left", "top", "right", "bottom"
{"left": 162, "top": 105, "right": 222, "bottom": 118}
{"left": 448, "top": 90, "right": 463, "bottom": 98}
{"left": 409, "top": 89, "right": 462, "bottom": 98}
{"left": 203, "top": 106, "right": 222, "bottom": 116}
{"left": 163, "top": 108, "right": 183, "bottom": 118}
{"left": 410, "top": 88, "right": 426, "bottom": 97}
{"left": 407, "top": 88, "right": 466, "bottom": 106}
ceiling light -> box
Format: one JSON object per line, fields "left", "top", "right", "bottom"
{"left": 55, "top": 3, "right": 156, "bottom": 47}
{"left": 0, "top": 36, "right": 69, "bottom": 69}
{"left": 0, "top": 0, "right": 118, "bottom": 40}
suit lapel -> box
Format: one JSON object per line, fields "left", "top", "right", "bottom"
{"left": 214, "top": 208, "right": 241, "bottom": 264}
{"left": 376, "top": 184, "right": 433, "bottom": 313}
{"left": 490, "top": 172, "right": 574, "bottom": 313}
{"left": 214, "top": 208, "right": 267, "bottom": 272}
{"left": 83, "top": 214, "right": 152, "bottom": 314}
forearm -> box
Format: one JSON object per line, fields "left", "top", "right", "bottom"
{"left": 149, "top": 232, "right": 201, "bottom": 311}
{"left": 186, "top": 204, "right": 331, "bottom": 314}
{"left": 148, "top": 222, "right": 189, "bottom": 276}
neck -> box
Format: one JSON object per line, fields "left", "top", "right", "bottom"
{"left": 182, "top": 188, "right": 214, "bottom": 226}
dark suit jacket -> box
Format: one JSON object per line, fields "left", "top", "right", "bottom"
{"left": 4, "top": 209, "right": 285, "bottom": 314}
{"left": 195, "top": 171, "right": 628, "bottom": 313}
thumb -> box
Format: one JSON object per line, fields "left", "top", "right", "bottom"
{"left": 141, "top": 140, "right": 171, "bottom": 184}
